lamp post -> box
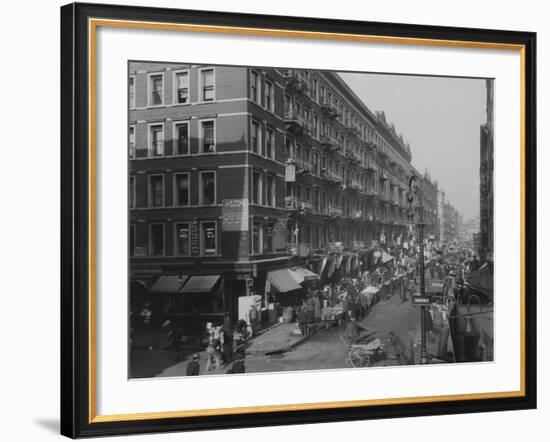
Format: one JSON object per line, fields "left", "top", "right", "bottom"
{"left": 408, "top": 174, "right": 428, "bottom": 364}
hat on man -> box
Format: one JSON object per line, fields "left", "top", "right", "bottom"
{"left": 192, "top": 353, "right": 200, "bottom": 360}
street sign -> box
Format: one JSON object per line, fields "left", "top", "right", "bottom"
{"left": 412, "top": 295, "right": 431, "bottom": 306}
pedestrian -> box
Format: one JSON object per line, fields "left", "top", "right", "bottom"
{"left": 139, "top": 302, "right": 152, "bottom": 331}
{"left": 229, "top": 351, "right": 246, "bottom": 374}
{"left": 313, "top": 294, "right": 322, "bottom": 322}
{"left": 407, "top": 279, "right": 416, "bottom": 300}
{"left": 305, "top": 295, "right": 315, "bottom": 324}
{"left": 389, "top": 331, "right": 407, "bottom": 365}
{"left": 297, "top": 303, "right": 308, "bottom": 336}
{"left": 222, "top": 322, "right": 233, "bottom": 363}
{"left": 186, "top": 353, "right": 200, "bottom": 376}
{"left": 205, "top": 329, "right": 223, "bottom": 371}
{"left": 162, "top": 320, "right": 183, "bottom": 361}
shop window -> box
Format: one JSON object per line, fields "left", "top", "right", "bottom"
{"left": 175, "top": 222, "right": 190, "bottom": 256}
{"left": 201, "top": 221, "right": 217, "bottom": 255}
{"left": 149, "top": 224, "right": 165, "bottom": 255}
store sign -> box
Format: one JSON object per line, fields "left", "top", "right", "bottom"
{"left": 412, "top": 295, "right": 431, "bottom": 306}
{"left": 272, "top": 218, "right": 287, "bottom": 252}
{"left": 134, "top": 246, "right": 147, "bottom": 257}
{"left": 222, "top": 199, "right": 249, "bottom": 232}
{"left": 285, "top": 163, "right": 296, "bottom": 182}
{"left": 190, "top": 219, "right": 200, "bottom": 256}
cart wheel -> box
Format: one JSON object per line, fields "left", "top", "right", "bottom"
{"left": 349, "top": 348, "right": 369, "bottom": 368}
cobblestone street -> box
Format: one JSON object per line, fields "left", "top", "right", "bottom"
{"left": 130, "top": 289, "right": 432, "bottom": 378}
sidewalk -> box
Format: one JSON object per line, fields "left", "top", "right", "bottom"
{"left": 245, "top": 322, "right": 313, "bottom": 356}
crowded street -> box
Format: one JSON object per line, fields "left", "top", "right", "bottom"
{"left": 130, "top": 264, "right": 471, "bottom": 378}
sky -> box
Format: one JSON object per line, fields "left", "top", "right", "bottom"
{"left": 339, "top": 72, "right": 488, "bottom": 221}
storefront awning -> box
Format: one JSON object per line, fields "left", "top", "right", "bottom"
{"left": 180, "top": 275, "right": 221, "bottom": 294}
{"left": 150, "top": 275, "right": 188, "bottom": 294}
{"left": 289, "top": 267, "right": 319, "bottom": 284}
{"left": 267, "top": 269, "right": 302, "bottom": 293}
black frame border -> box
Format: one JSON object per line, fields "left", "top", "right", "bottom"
{"left": 60, "top": 2, "right": 537, "bottom": 438}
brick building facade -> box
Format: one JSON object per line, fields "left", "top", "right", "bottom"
{"left": 128, "top": 62, "right": 447, "bottom": 325}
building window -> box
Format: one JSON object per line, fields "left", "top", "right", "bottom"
{"left": 200, "top": 68, "right": 215, "bottom": 102}
{"left": 149, "top": 124, "right": 164, "bottom": 157}
{"left": 313, "top": 115, "right": 318, "bottom": 139}
{"left": 129, "top": 76, "right": 135, "bottom": 109}
{"left": 174, "top": 173, "right": 190, "bottom": 206}
{"left": 252, "top": 171, "right": 262, "bottom": 204}
{"left": 251, "top": 120, "right": 261, "bottom": 154}
{"left": 148, "top": 74, "right": 163, "bottom": 106}
{"left": 266, "top": 222, "right": 274, "bottom": 253}
{"left": 129, "top": 176, "right": 135, "bottom": 208}
{"left": 200, "top": 171, "right": 216, "bottom": 205}
{"left": 266, "top": 175, "right": 275, "bottom": 206}
{"left": 200, "top": 120, "right": 215, "bottom": 153}
{"left": 174, "top": 71, "right": 189, "bottom": 104}
{"left": 284, "top": 93, "right": 292, "bottom": 117}
{"left": 304, "top": 108, "right": 310, "bottom": 130}
{"left": 305, "top": 148, "right": 311, "bottom": 168}
{"left": 174, "top": 222, "right": 190, "bottom": 256}
{"left": 320, "top": 85, "right": 325, "bottom": 104}
{"left": 313, "top": 152, "right": 319, "bottom": 176}
{"left": 149, "top": 223, "right": 165, "bottom": 256}
{"left": 149, "top": 175, "right": 164, "bottom": 207}
{"left": 285, "top": 136, "right": 293, "bottom": 157}
{"left": 252, "top": 221, "right": 262, "bottom": 254}
{"left": 250, "top": 70, "right": 260, "bottom": 103}
{"left": 265, "top": 79, "right": 274, "bottom": 111}
{"left": 174, "top": 122, "right": 189, "bottom": 155}
{"left": 266, "top": 128, "right": 275, "bottom": 159}
{"left": 129, "top": 125, "right": 135, "bottom": 158}
{"left": 129, "top": 224, "right": 135, "bottom": 256}
{"left": 312, "top": 78, "right": 318, "bottom": 101}
{"left": 314, "top": 189, "right": 320, "bottom": 211}
{"left": 201, "top": 221, "right": 217, "bottom": 255}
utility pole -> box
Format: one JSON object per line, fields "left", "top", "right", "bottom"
{"left": 408, "top": 174, "right": 428, "bottom": 364}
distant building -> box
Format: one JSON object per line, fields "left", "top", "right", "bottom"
{"left": 437, "top": 189, "right": 460, "bottom": 243}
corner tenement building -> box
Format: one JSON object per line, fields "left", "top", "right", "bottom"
{"left": 128, "top": 63, "right": 447, "bottom": 324}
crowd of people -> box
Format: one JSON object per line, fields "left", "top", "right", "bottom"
{"left": 139, "top": 240, "right": 482, "bottom": 375}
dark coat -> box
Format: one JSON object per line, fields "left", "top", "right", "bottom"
{"left": 186, "top": 360, "right": 200, "bottom": 376}
{"left": 390, "top": 334, "right": 406, "bottom": 355}
{"left": 231, "top": 359, "right": 245, "bottom": 373}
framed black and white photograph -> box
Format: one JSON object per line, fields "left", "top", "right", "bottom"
{"left": 60, "top": 2, "right": 536, "bottom": 438}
